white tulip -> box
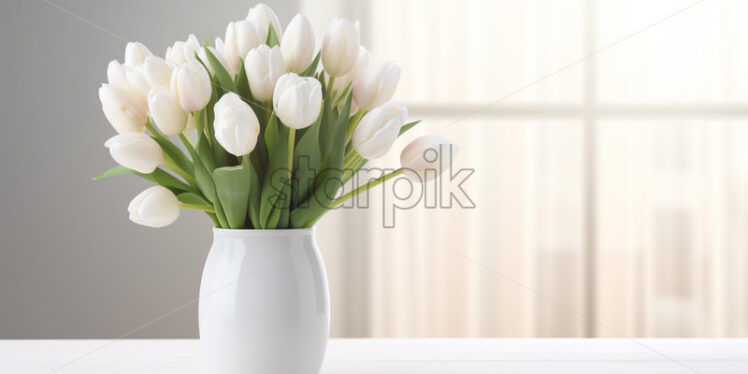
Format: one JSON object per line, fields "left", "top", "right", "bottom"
{"left": 400, "top": 133, "right": 459, "bottom": 182}
{"left": 99, "top": 83, "right": 147, "bottom": 133}
{"left": 106, "top": 60, "right": 148, "bottom": 106}
{"left": 124, "top": 42, "right": 152, "bottom": 66}
{"left": 165, "top": 35, "right": 201, "bottom": 66}
{"left": 353, "top": 101, "right": 407, "bottom": 159}
{"left": 148, "top": 89, "right": 188, "bottom": 135}
{"left": 273, "top": 73, "right": 322, "bottom": 129}
{"left": 213, "top": 92, "right": 260, "bottom": 156}
{"left": 198, "top": 46, "right": 231, "bottom": 75}
{"left": 220, "top": 20, "right": 264, "bottom": 76}
{"left": 321, "top": 18, "right": 360, "bottom": 77}
{"left": 128, "top": 185, "right": 180, "bottom": 228}
{"left": 247, "top": 3, "right": 282, "bottom": 41}
{"left": 144, "top": 56, "right": 172, "bottom": 89}
{"left": 281, "top": 14, "right": 315, "bottom": 73}
{"left": 331, "top": 47, "right": 370, "bottom": 93}
{"left": 353, "top": 60, "right": 400, "bottom": 110}
{"left": 124, "top": 66, "right": 150, "bottom": 106}
{"left": 245, "top": 45, "right": 285, "bottom": 102}
{"left": 104, "top": 132, "right": 163, "bottom": 173}
{"left": 215, "top": 37, "right": 225, "bottom": 55}
{"left": 107, "top": 60, "right": 129, "bottom": 91}
{"left": 170, "top": 59, "right": 212, "bottom": 112}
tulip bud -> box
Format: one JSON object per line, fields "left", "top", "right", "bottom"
{"left": 198, "top": 46, "right": 231, "bottom": 75}
{"left": 124, "top": 66, "right": 150, "bottom": 106}
{"left": 353, "top": 101, "right": 407, "bottom": 159}
{"left": 128, "top": 185, "right": 180, "bottom": 228}
{"left": 221, "top": 20, "right": 264, "bottom": 76}
{"left": 400, "top": 133, "right": 459, "bottom": 182}
{"left": 353, "top": 60, "right": 401, "bottom": 110}
{"left": 247, "top": 3, "right": 282, "bottom": 41}
{"left": 213, "top": 92, "right": 261, "bottom": 156}
{"left": 125, "top": 42, "right": 152, "bottom": 66}
{"left": 107, "top": 61, "right": 148, "bottom": 106}
{"left": 215, "top": 37, "right": 225, "bottom": 54}
{"left": 170, "top": 59, "right": 212, "bottom": 112}
{"left": 338, "top": 47, "right": 370, "bottom": 90}
{"left": 144, "top": 56, "right": 172, "bottom": 89}
{"left": 273, "top": 73, "right": 322, "bottom": 129}
{"left": 104, "top": 132, "right": 163, "bottom": 173}
{"left": 281, "top": 14, "right": 315, "bottom": 73}
{"left": 165, "top": 35, "right": 201, "bottom": 67}
{"left": 245, "top": 45, "right": 285, "bottom": 102}
{"left": 107, "top": 60, "right": 129, "bottom": 91}
{"left": 321, "top": 18, "right": 360, "bottom": 77}
{"left": 148, "top": 89, "right": 188, "bottom": 135}
{"left": 99, "top": 83, "right": 147, "bottom": 133}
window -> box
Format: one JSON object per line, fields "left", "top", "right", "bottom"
{"left": 307, "top": 0, "right": 748, "bottom": 337}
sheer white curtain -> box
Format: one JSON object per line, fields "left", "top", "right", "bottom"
{"left": 304, "top": 0, "right": 748, "bottom": 337}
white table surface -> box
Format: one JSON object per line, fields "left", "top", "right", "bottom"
{"left": 1, "top": 338, "right": 746, "bottom": 373}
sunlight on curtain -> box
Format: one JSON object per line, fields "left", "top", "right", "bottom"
{"left": 306, "top": 0, "right": 748, "bottom": 337}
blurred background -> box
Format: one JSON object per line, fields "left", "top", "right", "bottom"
{"left": 1, "top": 0, "right": 746, "bottom": 339}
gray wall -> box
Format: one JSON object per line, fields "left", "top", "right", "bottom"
{"left": 0, "top": 0, "right": 297, "bottom": 339}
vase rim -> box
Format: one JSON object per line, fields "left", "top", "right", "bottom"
{"left": 213, "top": 227, "right": 316, "bottom": 237}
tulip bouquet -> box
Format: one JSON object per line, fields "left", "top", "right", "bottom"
{"left": 95, "top": 3, "right": 457, "bottom": 229}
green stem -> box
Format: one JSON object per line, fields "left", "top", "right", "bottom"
{"left": 162, "top": 157, "right": 196, "bottom": 185}
{"left": 345, "top": 109, "right": 366, "bottom": 143}
{"left": 179, "top": 132, "right": 197, "bottom": 156}
{"left": 145, "top": 122, "right": 166, "bottom": 140}
{"left": 287, "top": 128, "right": 296, "bottom": 181}
{"left": 327, "top": 75, "right": 336, "bottom": 98}
{"left": 181, "top": 130, "right": 196, "bottom": 148}
{"left": 342, "top": 157, "right": 366, "bottom": 184}
{"left": 145, "top": 122, "right": 196, "bottom": 185}
{"left": 343, "top": 152, "right": 362, "bottom": 171}
{"left": 180, "top": 203, "right": 215, "bottom": 213}
{"left": 332, "top": 168, "right": 404, "bottom": 207}
{"left": 332, "top": 83, "right": 352, "bottom": 107}
{"left": 192, "top": 110, "right": 209, "bottom": 145}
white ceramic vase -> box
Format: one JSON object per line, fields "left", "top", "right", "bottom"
{"left": 199, "top": 228, "right": 330, "bottom": 374}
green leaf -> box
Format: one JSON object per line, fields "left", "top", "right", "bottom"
{"left": 250, "top": 120, "right": 269, "bottom": 181}
{"left": 93, "top": 165, "right": 129, "bottom": 180}
{"left": 266, "top": 25, "right": 280, "bottom": 47}
{"left": 197, "top": 134, "right": 215, "bottom": 171}
{"left": 194, "top": 106, "right": 232, "bottom": 169}
{"left": 292, "top": 103, "right": 324, "bottom": 207}
{"left": 183, "top": 135, "right": 218, "bottom": 204}
{"left": 203, "top": 47, "right": 237, "bottom": 92}
{"left": 399, "top": 120, "right": 422, "bottom": 136}
{"left": 318, "top": 78, "right": 335, "bottom": 157}
{"left": 259, "top": 114, "right": 291, "bottom": 228}
{"left": 235, "top": 58, "right": 252, "bottom": 102}
{"left": 177, "top": 192, "right": 219, "bottom": 226}
{"left": 247, "top": 156, "right": 262, "bottom": 229}
{"left": 205, "top": 212, "right": 221, "bottom": 227}
{"left": 212, "top": 140, "right": 235, "bottom": 169}
{"left": 299, "top": 52, "right": 321, "bottom": 77}
{"left": 213, "top": 162, "right": 251, "bottom": 229}
{"left": 290, "top": 92, "right": 353, "bottom": 227}
{"left": 93, "top": 165, "right": 194, "bottom": 195}
{"left": 149, "top": 168, "right": 195, "bottom": 193}
{"left": 151, "top": 136, "right": 194, "bottom": 176}
{"left": 332, "top": 80, "right": 353, "bottom": 107}
{"left": 177, "top": 192, "right": 210, "bottom": 206}
{"left": 183, "top": 105, "right": 229, "bottom": 228}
